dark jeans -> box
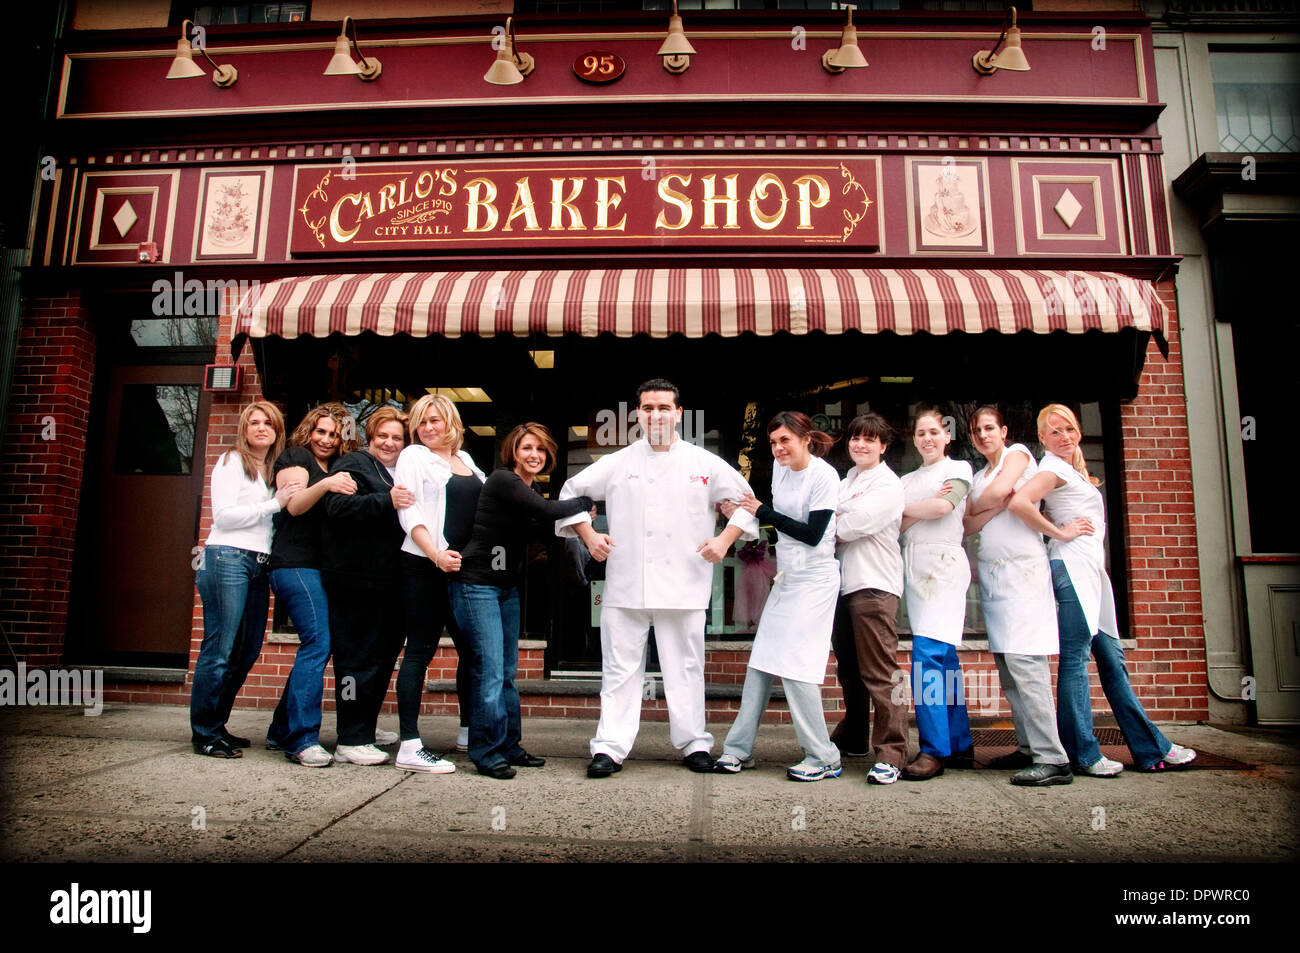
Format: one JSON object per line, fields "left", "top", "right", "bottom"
{"left": 267, "top": 567, "right": 331, "bottom": 755}
{"left": 191, "top": 545, "right": 270, "bottom": 747}
{"left": 830, "top": 588, "right": 908, "bottom": 769}
{"left": 398, "top": 552, "right": 469, "bottom": 742}
{"left": 449, "top": 582, "right": 524, "bottom": 769}
{"left": 326, "top": 575, "right": 403, "bottom": 747}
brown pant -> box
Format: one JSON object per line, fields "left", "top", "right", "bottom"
{"left": 830, "top": 588, "right": 908, "bottom": 769}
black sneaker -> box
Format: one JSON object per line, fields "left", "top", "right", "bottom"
{"left": 1010, "top": 762, "right": 1074, "bottom": 786}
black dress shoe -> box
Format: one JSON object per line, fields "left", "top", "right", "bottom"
{"left": 683, "top": 751, "right": 715, "bottom": 773}
{"left": 507, "top": 751, "right": 546, "bottom": 768}
{"left": 476, "top": 761, "right": 517, "bottom": 780}
{"left": 944, "top": 746, "right": 975, "bottom": 769}
{"left": 587, "top": 754, "right": 622, "bottom": 778}
{"left": 989, "top": 750, "right": 1034, "bottom": 770}
{"left": 221, "top": 731, "right": 252, "bottom": 749}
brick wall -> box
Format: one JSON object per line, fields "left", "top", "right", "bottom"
{"left": 0, "top": 293, "right": 94, "bottom": 668}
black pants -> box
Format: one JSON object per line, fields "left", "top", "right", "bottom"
{"left": 326, "top": 576, "right": 403, "bottom": 747}
{"left": 397, "top": 552, "right": 469, "bottom": 741}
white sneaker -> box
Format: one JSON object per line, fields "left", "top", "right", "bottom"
{"left": 374, "top": 728, "right": 399, "bottom": 746}
{"left": 1076, "top": 754, "right": 1124, "bottom": 777}
{"left": 1163, "top": 743, "right": 1197, "bottom": 766}
{"left": 395, "top": 746, "right": 456, "bottom": 774}
{"left": 334, "top": 743, "right": 390, "bottom": 766}
{"left": 288, "top": 744, "right": 333, "bottom": 768}
{"left": 787, "top": 760, "right": 843, "bottom": 782}
{"left": 867, "top": 762, "right": 901, "bottom": 785}
{"left": 455, "top": 726, "right": 469, "bottom": 752}
{"left": 712, "top": 754, "right": 755, "bottom": 774}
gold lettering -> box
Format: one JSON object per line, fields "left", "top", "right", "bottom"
{"left": 463, "top": 177, "right": 499, "bottom": 233}
{"left": 550, "top": 177, "right": 587, "bottom": 231}
{"left": 595, "top": 176, "right": 627, "bottom": 231}
{"left": 415, "top": 171, "right": 435, "bottom": 199}
{"left": 701, "top": 173, "right": 740, "bottom": 229}
{"left": 378, "top": 183, "right": 398, "bottom": 214}
{"left": 747, "top": 173, "right": 788, "bottom": 231}
{"left": 440, "top": 169, "right": 457, "bottom": 196}
{"left": 329, "top": 193, "right": 364, "bottom": 243}
{"left": 793, "top": 175, "right": 831, "bottom": 229}
{"left": 503, "top": 177, "right": 541, "bottom": 232}
{"left": 397, "top": 177, "right": 411, "bottom": 207}
{"left": 654, "top": 174, "right": 692, "bottom": 231}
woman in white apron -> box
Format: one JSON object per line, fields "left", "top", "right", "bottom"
{"left": 1009, "top": 403, "right": 1196, "bottom": 775}
{"left": 899, "top": 407, "right": 974, "bottom": 781}
{"left": 963, "top": 406, "right": 1071, "bottom": 786}
{"left": 715, "top": 411, "right": 843, "bottom": 782}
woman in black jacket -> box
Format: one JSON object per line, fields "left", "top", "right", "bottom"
{"left": 321, "top": 407, "right": 424, "bottom": 767}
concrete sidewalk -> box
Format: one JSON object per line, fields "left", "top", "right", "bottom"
{"left": 1, "top": 703, "right": 1296, "bottom": 863}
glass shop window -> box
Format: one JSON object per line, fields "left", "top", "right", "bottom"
{"left": 190, "top": 4, "right": 309, "bottom": 24}
{"left": 114, "top": 384, "right": 201, "bottom": 475}
{"left": 1211, "top": 49, "right": 1300, "bottom": 153}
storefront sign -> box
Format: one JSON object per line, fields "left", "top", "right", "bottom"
{"left": 290, "top": 156, "right": 879, "bottom": 254}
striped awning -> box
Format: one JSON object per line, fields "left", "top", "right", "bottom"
{"left": 235, "top": 268, "right": 1166, "bottom": 341}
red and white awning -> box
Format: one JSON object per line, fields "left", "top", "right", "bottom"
{"left": 235, "top": 268, "right": 1166, "bottom": 341}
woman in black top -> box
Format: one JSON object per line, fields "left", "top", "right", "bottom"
{"left": 449, "top": 423, "right": 593, "bottom": 779}
{"left": 322, "top": 406, "right": 414, "bottom": 764}
{"left": 266, "top": 402, "right": 358, "bottom": 767}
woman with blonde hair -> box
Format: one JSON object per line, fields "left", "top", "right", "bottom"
{"left": 390, "top": 394, "right": 485, "bottom": 772}
{"left": 191, "top": 401, "right": 300, "bottom": 758}
{"left": 1009, "top": 403, "right": 1195, "bottom": 775}
{"left": 450, "top": 423, "right": 593, "bottom": 778}
{"left": 264, "top": 402, "right": 358, "bottom": 767}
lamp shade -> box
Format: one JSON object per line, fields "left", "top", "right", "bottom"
{"left": 990, "top": 26, "right": 1030, "bottom": 71}
{"left": 828, "top": 26, "right": 868, "bottom": 70}
{"left": 324, "top": 34, "right": 361, "bottom": 75}
{"left": 166, "top": 38, "right": 206, "bottom": 79}
{"left": 657, "top": 15, "right": 697, "bottom": 57}
{"left": 484, "top": 48, "right": 525, "bottom": 86}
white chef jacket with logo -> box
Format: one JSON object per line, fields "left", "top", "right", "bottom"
{"left": 556, "top": 438, "right": 760, "bottom": 610}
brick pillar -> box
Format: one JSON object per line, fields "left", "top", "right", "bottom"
{"left": 0, "top": 293, "right": 94, "bottom": 666}
{"left": 1118, "top": 282, "right": 1210, "bottom": 721}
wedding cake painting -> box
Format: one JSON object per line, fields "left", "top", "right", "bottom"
{"left": 197, "top": 171, "right": 267, "bottom": 259}
{"left": 910, "top": 159, "right": 988, "bottom": 251}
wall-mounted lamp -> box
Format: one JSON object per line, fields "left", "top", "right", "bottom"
{"left": 822, "top": 5, "right": 868, "bottom": 74}
{"left": 324, "top": 16, "right": 382, "bottom": 81}
{"left": 166, "top": 20, "right": 238, "bottom": 87}
{"left": 658, "top": 0, "right": 696, "bottom": 74}
{"left": 483, "top": 17, "right": 535, "bottom": 85}
{"left": 972, "top": 6, "right": 1030, "bottom": 75}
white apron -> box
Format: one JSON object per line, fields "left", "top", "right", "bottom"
{"left": 1039, "top": 453, "right": 1120, "bottom": 640}
{"left": 749, "top": 560, "right": 841, "bottom": 684}
{"left": 971, "top": 445, "right": 1058, "bottom": 655}
{"left": 1056, "top": 553, "right": 1120, "bottom": 641}
{"left": 903, "top": 542, "right": 970, "bottom": 645}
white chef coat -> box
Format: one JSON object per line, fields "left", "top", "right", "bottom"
{"left": 556, "top": 437, "right": 759, "bottom": 610}
{"left": 1039, "top": 452, "right": 1120, "bottom": 640}
{"left": 835, "top": 461, "right": 905, "bottom": 598}
{"left": 970, "top": 444, "right": 1057, "bottom": 655}
{"left": 395, "top": 444, "right": 486, "bottom": 558}
{"left": 899, "top": 456, "right": 973, "bottom": 645}
{"left": 748, "top": 457, "right": 840, "bottom": 684}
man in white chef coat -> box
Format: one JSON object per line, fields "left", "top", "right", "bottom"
{"left": 557, "top": 380, "right": 760, "bottom": 777}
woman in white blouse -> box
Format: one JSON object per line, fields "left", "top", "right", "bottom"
{"left": 1009, "top": 403, "right": 1196, "bottom": 775}
{"left": 390, "top": 394, "right": 486, "bottom": 773}
{"left": 963, "top": 406, "right": 1071, "bottom": 786}
{"left": 190, "top": 401, "right": 300, "bottom": 758}
{"left": 898, "top": 407, "right": 974, "bottom": 781}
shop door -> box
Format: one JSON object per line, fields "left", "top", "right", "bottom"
{"left": 80, "top": 364, "right": 211, "bottom": 659}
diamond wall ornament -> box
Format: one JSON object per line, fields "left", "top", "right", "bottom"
{"left": 1054, "top": 188, "right": 1083, "bottom": 229}
{"left": 111, "top": 200, "right": 139, "bottom": 237}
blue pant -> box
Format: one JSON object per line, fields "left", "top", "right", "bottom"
{"left": 448, "top": 582, "right": 524, "bottom": 769}
{"left": 910, "top": 634, "right": 973, "bottom": 758}
{"left": 267, "top": 567, "right": 331, "bottom": 755}
{"left": 1051, "top": 560, "right": 1171, "bottom": 770}
{"left": 191, "top": 545, "right": 270, "bottom": 747}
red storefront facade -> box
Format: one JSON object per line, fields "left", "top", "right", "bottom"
{"left": 3, "top": 4, "right": 1208, "bottom": 728}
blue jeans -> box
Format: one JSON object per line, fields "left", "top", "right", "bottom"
{"left": 1052, "top": 560, "right": 1171, "bottom": 770}
{"left": 267, "top": 568, "right": 331, "bottom": 755}
{"left": 448, "top": 582, "right": 523, "bottom": 769}
{"left": 191, "top": 545, "right": 270, "bottom": 747}
{"left": 910, "top": 634, "right": 974, "bottom": 758}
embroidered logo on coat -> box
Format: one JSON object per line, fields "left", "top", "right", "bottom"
{"left": 689, "top": 474, "right": 710, "bottom": 485}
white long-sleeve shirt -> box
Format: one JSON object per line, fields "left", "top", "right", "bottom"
{"left": 556, "top": 437, "right": 759, "bottom": 610}
{"left": 835, "top": 461, "right": 905, "bottom": 597}
{"left": 395, "top": 444, "right": 485, "bottom": 558}
{"left": 205, "top": 451, "right": 280, "bottom": 554}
